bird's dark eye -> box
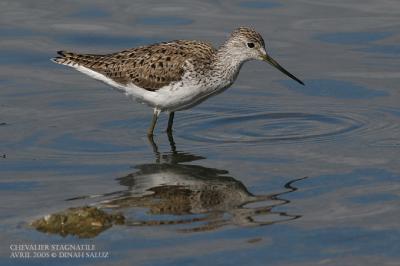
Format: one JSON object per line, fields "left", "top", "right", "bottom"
{"left": 247, "top": 42, "right": 255, "bottom": 48}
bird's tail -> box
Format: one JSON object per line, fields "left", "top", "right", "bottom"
{"left": 51, "top": 50, "right": 105, "bottom": 69}
{"left": 51, "top": 50, "right": 80, "bottom": 67}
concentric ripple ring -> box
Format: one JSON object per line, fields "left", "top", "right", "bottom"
{"left": 180, "top": 112, "right": 365, "bottom": 144}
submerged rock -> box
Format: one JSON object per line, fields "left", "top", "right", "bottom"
{"left": 31, "top": 206, "right": 124, "bottom": 238}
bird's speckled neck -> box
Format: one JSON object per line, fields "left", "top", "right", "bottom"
{"left": 210, "top": 44, "right": 248, "bottom": 85}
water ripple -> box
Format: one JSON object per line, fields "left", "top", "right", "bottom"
{"left": 179, "top": 111, "right": 364, "bottom": 144}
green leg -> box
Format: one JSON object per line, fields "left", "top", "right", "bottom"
{"left": 166, "top": 112, "right": 175, "bottom": 133}
{"left": 167, "top": 130, "right": 177, "bottom": 153}
{"left": 147, "top": 108, "right": 161, "bottom": 136}
{"left": 147, "top": 133, "right": 160, "bottom": 162}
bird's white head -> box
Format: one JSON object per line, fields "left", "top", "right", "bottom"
{"left": 223, "top": 27, "right": 304, "bottom": 85}
{"left": 224, "top": 27, "right": 267, "bottom": 62}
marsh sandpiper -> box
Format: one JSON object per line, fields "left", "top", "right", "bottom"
{"left": 52, "top": 27, "right": 304, "bottom": 136}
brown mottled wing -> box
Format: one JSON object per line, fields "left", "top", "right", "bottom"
{"left": 54, "top": 41, "right": 215, "bottom": 91}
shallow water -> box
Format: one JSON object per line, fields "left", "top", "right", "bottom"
{"left": 1, "top": 1, "right": 400, "bottom": 265}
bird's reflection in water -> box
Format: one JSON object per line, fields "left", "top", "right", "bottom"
{"left": 31, "top": 134, "right": 306, "bottom": 237}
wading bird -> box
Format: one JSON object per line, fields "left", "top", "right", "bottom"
{"left": 52, "top": 27, "right": 304, "bottom": 136}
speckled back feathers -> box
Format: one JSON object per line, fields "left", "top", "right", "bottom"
{"left": 53, "top": 41, "right": 215, "bottom": 91}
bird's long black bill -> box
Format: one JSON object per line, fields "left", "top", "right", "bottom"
{"left": 262, "top": 54, "right": 304, "bottom": 85}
